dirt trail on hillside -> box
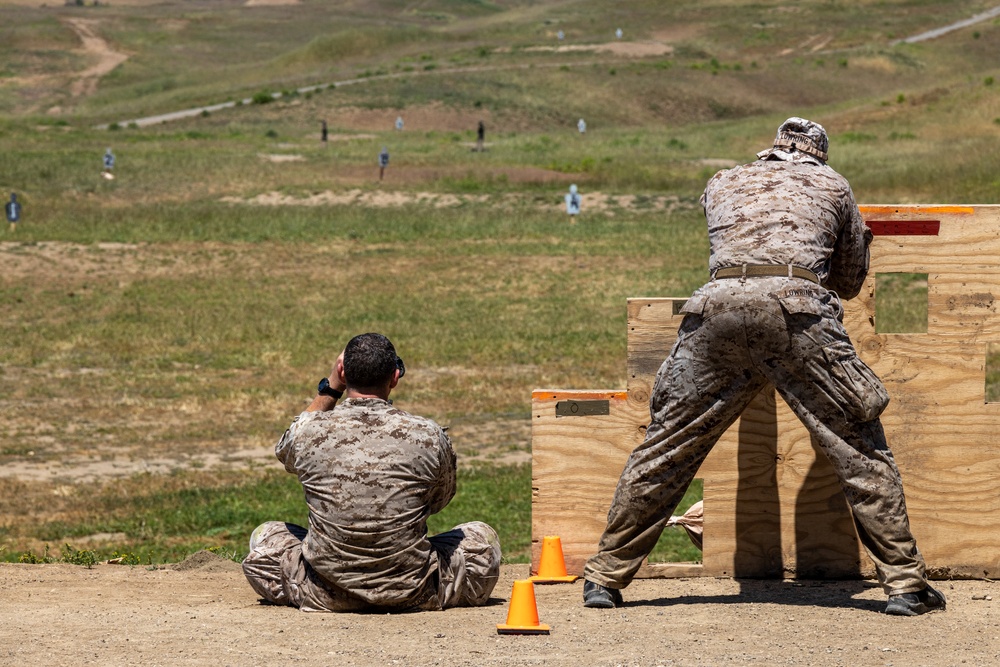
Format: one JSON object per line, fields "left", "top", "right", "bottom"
{"left": 895, "top": 5, "right": 1000, "bottom": 44}
{"left": 65, "top": 18, "right": 128, "bottom": 97}
{"left": 1, "top": 555, "right": 998, "bottom": 666}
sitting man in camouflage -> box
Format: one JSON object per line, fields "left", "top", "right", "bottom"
{"left": 582, "top": 118, "right": 945, "bottom": 617}
{"left": 243, "top": 332, "right": 502, "bottom": 612}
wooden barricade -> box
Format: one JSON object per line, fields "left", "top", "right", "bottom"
{"left": 532, "top": 205, "right": 1000, "bottom": 580}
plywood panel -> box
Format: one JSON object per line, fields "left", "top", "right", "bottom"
{"left": 531, "top": 391, "right": 645, "bottom": 574}
{"left": 678, "top": 372, "right": 866, "bottom": 579}
{"left": 625, "top": 298, "right": 686, "bottom": 406}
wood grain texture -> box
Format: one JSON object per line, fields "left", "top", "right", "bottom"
{"left": 533, "top": 205, "right": 1000, "bottom": 580}
{"left": 530, "top": 391, "right": 647, "bottom": 574}
{"left": 625, "top": 298, "right": 686, "bottom": 407}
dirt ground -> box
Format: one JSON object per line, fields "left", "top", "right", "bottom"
{"left": 1, "top": 552, "right": 997, "bottom": 667}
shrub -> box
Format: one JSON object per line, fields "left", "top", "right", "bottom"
{"left": 61, "top": 545, "right": 98, "bottom": 568}
{"left": 18, "top": 545, "right": 55, "bottom": 564}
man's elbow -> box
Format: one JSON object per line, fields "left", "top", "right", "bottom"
{"left": 828, "top": 280, "right": 863, "bottom": 300}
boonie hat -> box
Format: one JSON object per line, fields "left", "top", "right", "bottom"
{"left": 757, "top": 117, "right": 829, "bottom": 163}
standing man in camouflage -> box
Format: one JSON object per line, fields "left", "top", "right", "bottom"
{"left": 582, "top": 118, "right": 945, "bottom": 617}
{"left": 243, "top": 332, "right": 502, "bottom": 612}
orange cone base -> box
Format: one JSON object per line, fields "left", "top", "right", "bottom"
{"left": 528, "top": 574, "right": 579, "bottom": 584}
{"left": 497, "top": 622, "right": 551, "bottom": 635}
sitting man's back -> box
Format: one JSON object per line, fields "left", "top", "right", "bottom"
{"left": 243, "top": 333, "right": 502, "bottom": 612}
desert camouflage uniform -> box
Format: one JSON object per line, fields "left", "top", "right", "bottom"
{"left": 242, "top": 397, "right": 502, "bottom": 611}
{"left": 584, "top": 143, "right": 928, "bottom": 597}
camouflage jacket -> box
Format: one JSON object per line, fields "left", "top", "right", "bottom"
{"left": 275, "top": 397, "right": 456, "bottom": 608}
{"left": 700, "top": 157, "right": 870, "bottom": 299}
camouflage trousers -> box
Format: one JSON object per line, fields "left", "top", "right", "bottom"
{"left": 584, "top": 279, "right": 928, "bottom": 596}
{"left": 242, "top": 520, "right": 501, "bottom": 612}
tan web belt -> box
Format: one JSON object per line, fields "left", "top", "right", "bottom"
{"left": 713, "top": 264, "right": 820, "bottom": 285}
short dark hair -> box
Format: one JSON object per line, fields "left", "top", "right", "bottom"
{"left": 343, "top": 333, "right": 397, "bottom": 391}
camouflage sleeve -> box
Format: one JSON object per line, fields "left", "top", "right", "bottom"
{"left": 427, "top": 428, "right": 457, "bottom": 516}
{"left": 825, "top": 185, "right": 871, "bottom": 300}
{"left": 274, "top": 412, "right": 310, "bottom": 474}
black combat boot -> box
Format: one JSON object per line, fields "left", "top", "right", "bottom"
{"left": 583, "top": 580, "right": 624, "bottom": 608}
{"left": 885, "top": 584, "right": 947, "bottom": 616}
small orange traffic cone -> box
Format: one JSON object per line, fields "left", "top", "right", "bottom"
{"left": 496, "top": 579, "right": 550, "bottom": 635}
{"left": 529, "top": 535, "right": 579, "bottom": 584}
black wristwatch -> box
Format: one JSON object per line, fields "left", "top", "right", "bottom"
{"left": 317, "top": 377, "right": 344, "bottom": 399}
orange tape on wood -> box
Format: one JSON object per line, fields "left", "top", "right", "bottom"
{"left": 860, "top": 205, "right": 974, "bottom": 216}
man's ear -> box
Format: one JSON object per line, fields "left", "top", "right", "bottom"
{"left": 389, "top": 369, "right": 400, "bottom": 390}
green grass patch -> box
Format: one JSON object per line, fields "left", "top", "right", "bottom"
{"left": 875, "top": 273, "right": 928, "bottom": 334}
{"left": 6, "top": 464, "right": 532, "bottom": 565}
{"left": 427, "top": 464, "right": 532, "bottom": 561}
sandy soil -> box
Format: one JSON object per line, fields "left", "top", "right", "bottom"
{"left": 257, "top": 153, "right": 306, "bottom": 163}
{"left": 1, "top": 553, "right": 997, "bottom": 666}
{"left": 222, "top": 188, "right": 696, "bottom": 216}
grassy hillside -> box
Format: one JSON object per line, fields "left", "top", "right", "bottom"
{"left": 1, "top": 0, "right": 999, "bottom": 564}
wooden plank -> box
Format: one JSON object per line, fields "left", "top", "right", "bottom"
{"left": 626, "top": 298, "right": 686, "bottom": 406}
{"left": 640, "top": 562, "right": 704, "bottom": 578}
{"left": 696, "top": 388, "right": 867, "bottom": 579}
{"left": 927, "top": 277, "right": 1000, "bottom": 338}
{"left": 531, "top": 391, "right": 646, "bottom": 575}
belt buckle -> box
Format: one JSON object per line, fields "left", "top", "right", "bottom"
{"left": 740, "top": 264, "right": 748, "bottom": 284}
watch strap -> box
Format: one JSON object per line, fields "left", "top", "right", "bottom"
{"left": 317, "top": 377, "right": 344, "bottom": 399}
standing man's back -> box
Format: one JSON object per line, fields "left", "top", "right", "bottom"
{"left": 703, "top": 155, "right": 867, "bottom": 298}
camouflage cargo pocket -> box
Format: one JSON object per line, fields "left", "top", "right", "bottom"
{"left": 822, "top": 340, "right": 890, "bottom": 422}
